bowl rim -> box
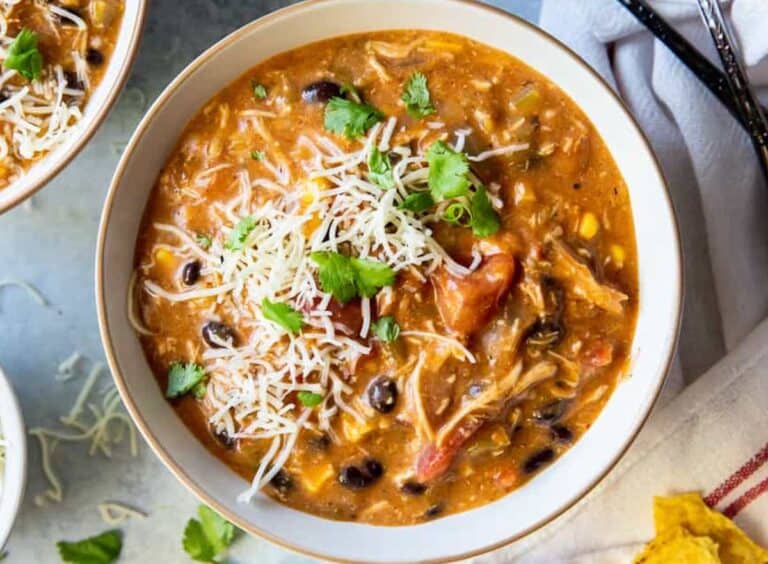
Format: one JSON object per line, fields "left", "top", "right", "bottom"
{"left": 95, "top": 0, "right": 683, "bottom": 561}
{"left": 0, "top": 0, "right": 149, "bottom": 214}
{"left": 0, "top": 365, "right": 27, "bottom": 551}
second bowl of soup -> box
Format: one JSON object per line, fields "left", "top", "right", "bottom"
{"left": 97, "top": 0, "right": 682, "bottom": 561}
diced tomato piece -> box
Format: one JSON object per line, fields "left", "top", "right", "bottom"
{"left": 493, "top": 465, "right": 520, "bottom": 489}
{"left": 416, "top": 418, "right": 483, "bottom": 482}
{"left": 581, "top": 340, "right": 614, "bottom": 367}
{"left": 431, "top": 254, "right": 516, "bottom": 338}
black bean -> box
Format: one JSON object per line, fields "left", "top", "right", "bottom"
{"left": 201, "top": 321, "right": 236, "bottom": 348}
{"left": 338, "top": 465, "right": 370, "bottom": 489}
{"left": 63, "top": 71, "right": 84, "bottom": 91}
{"left": 400, "top": 481, "right": 427, "bottom": 495}
{"left": 301, "top": 80, "right": 342, "bottom": 104}
{"left": 425, "top": 503, "right": 444, "bottom": 518}
{"left": 86, "top": 48, "right": 104, "bottom": 66}
{"left": 531, "top": 400, "right": 569, "bottom": 423}
{"left": 212, "top": 428, "right": 235, "bottom": 449}
{"left": 307, "top": 433, "right": 332, "bottom": 451}
{"left": 363, "top": 458, "right": 383, "bottom": 480}
{"left": 270, "top": 469, "right": 294, "bottom": 494}
{"left": 551, "top": 424, "right": 573, "bottom": 443}
{"left": 523, "top": 448, "right": 555, "bottom": 474}
{"left": 182, "top": 260, "right": 201, "bottom": 285}
{"left": 367, "top": 376, "right": 398, "bottom": 413}
{"left": 467, "top": 383, "right": 484, "bottom": 397}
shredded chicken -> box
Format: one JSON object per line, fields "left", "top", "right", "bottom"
{"left": 549, "top": 240, "right": 627, "bottom": 314}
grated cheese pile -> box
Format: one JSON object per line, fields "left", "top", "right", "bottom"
{"left": 31, "top": 354, "right": 138, "bottom": 506}
{"left": 139, "top": 117, "right": 527, "bottom": 502}
{"left": 0, "top": 3, "right": 89, "bottom": 187}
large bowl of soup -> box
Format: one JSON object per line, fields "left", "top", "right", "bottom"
{"left": 96, "top": 0, "right": 682, "bottom": 561}
{"left": 0, "top": 0, "right": 147, "bottom": 213}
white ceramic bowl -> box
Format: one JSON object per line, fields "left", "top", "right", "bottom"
{"left": 96, "top": 1, "right": 683, "bottom": 561}
{"left": 0, "top": 0, "right": 148, "bottom": 213}
{"left": 0, "top": 365, "right": 27, "bottom": 551}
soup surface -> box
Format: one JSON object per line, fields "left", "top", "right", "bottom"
{"left": 0, "top": 0, "right": 124, "bottom": 189}
{"left": 133, "top": 30, "right": 638, "bottom": 525}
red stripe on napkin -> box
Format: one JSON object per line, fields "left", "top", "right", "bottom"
{"left": 704, "top": 442, "right": 768, "bottom": 507}
{"left": 722, "top": 476, "right": 768, "bottom": 518}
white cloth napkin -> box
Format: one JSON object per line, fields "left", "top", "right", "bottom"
{"left": 478, "top": 0, "right": 768, "bottom": 561}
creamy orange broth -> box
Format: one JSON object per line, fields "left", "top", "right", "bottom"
{"left": 133, "top": 30, "right": 637, "bottom": 525}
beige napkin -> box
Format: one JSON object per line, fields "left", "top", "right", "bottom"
{"left": 479, "top": 316, "right": 768, "bottom": 562}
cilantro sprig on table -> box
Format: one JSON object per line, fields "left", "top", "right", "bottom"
{"left": 310, "top": 251, "right": 395, "bottom": 303}
{"left": 261, "top": 298, "right": 304, "bottom": 334}
{"left": 402, "top": 72, "right": 436, "bottom": 119}
{"left": 166, "top": 362, "right": 206, "bottom": 399}
{"left": 183, "top": 505, "right": 237, "bottom": 563}
{"left": 4, "top": 28, "right": 43, "bottom": 81}
{"left": 57, "top": 529, "right": 122, "bottom": 564}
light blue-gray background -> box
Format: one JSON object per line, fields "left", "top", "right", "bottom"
{"left": 0, "top": 1, "right": 539, "bottom": 562}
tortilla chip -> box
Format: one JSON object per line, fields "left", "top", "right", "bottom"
{"left": 634, "top": 526, "right": 720, "bottom": 563}
{"left": 635, "top": 492, "right": 768, "bottom": 564}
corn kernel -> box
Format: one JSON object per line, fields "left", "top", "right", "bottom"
{"left": 341, "top": 413, "right": 374, "bottom": 443}
{"left": 610, "top": 244, "right": 626, "bottom": 269}
{"left": 578, "top": 212, "right": 600, "bottom": 240}
{"left": 154, "top": 248, "right": 175, "bottom": 268}
{"left": 301, "top": 178, "right": 330, "bottom": 236}
{"left": 301, "top": 463, "right": 334, "bottom": 493}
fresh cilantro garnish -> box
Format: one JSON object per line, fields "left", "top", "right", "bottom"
{"left": 469, "top": 185, "right": 501, "bottom": 237}
{"left": 368, "top": 147, "right": 394, "bottom": 189}
{"left": 250, "top": 150, "right": 264, "bottom": 161}
{"left": 398, "top": 191, "right": 435, "bottom": 213}
{"left": 195, "top": 233, "right": 212, "bottom": 250}
{"left": 166, "top": 362, "right": 206, "bottom": 399}
{"left": 372, "top": 316, "right": 400, "bottom": 342}
{"left": 4, "top": 28, "right": 43, "bottom": 81}
{"left": 182, "top": 505, "right": 236, "bottom": 563}
{"left": 297, "top": 391, "right": 324, "bottom": 407}
{"left": 427, "top": 140, "right": 470, "bottom": 201}
{"left": 401, "top": 72, "right": 435, "bottom": 119}
{"left": 57, "top": 529, "right": 122, "bottom": 564}
{"left": 442, "top": 201, "right": 472, "bottom": 227}
{"left": 324, "top": 97, "right": 384, "bottom": 139}
{"left": 310, "top": 251, "right": 395, "bottom": 303}
{"left": 261, "top": 298, "right": 304, "bottom": 334}
{"left": 340, "top": 83, "right": 362, "bottom": 103}
{"left": 225, "top": 216, "right": 256, "bottom": 251}
{"left": 251, "top": 80, "right": 267, "bottom": 100}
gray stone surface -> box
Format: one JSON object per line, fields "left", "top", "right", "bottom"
{"left": 0, "top": 1, "right": 539, "bottom": 562}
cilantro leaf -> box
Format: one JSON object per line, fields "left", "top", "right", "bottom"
{"left": 297, "top": 391, "right": 324, "bottom": 407}
{"left": 350, "top": 257, "right": 395, "bottom": 297}
{"left": 195, "top": 233, "right": 212, "bottom": 250}
{"left": 251, "top": 81, "right": 267, "bottom": 100}
{"left": 183, "top": 505, "right": 236, "bottom": 563}
{"left": 4, "top": 28, "right": 43, "bottom": 81}
{"left": 368, "top": 147, "right": 395, "bottom": 189}
{"left": 225, "top": 216, "right": 256, "bottom": 251}
{"left": 340, "top": 83, "right": 362, "bottom": 103}
{"left": 310, "top": 251, "right": 395, "bottom": 303}
{"left": 261, "top": 298, "right": 304, "bottom": 333}
{"left": 372, "top": 316, "right": 400, "bottom": 342}
{"left": 57, "top": 529, "right": 122, "bottom": 564}
{"left": 250, "top": 150, "right": 264, "bottom": 161}
{"left": 166, "top": 362, "right": 206, "bottom": 399}
{"left": 398, "top": 191, "right": 434, "bottom": 213}
{"left": 470, "top": 185, "right": 501, "bottom": 237}
{"left": 427, "top": 140, "right": 470, "bottom": 201}
{"left": 401, "top": 72, "right": 435, "bottom": 119}
{"left": 324, "top": 97, "right": 384, "bottom": 139}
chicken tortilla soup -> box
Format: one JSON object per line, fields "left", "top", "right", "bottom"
{"left": 132, "top": 30, "right": 638, "bottom": 525}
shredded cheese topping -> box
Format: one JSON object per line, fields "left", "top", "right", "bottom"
{"left": 139, "top": 117, "right": 528, "bottom": 502}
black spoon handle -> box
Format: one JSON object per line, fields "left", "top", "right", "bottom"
{"left": 696, "top": 0, "right": 768, "bottom": 179}
{"left": 616, "top": 0, "right": 767, "bottom": 136}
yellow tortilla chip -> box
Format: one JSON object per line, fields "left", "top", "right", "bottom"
{"left": 635, "top": 492, "right": 768, "bottom": 564}
{"left": 634, "top": 526, "right": 720, "bottom": 563}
